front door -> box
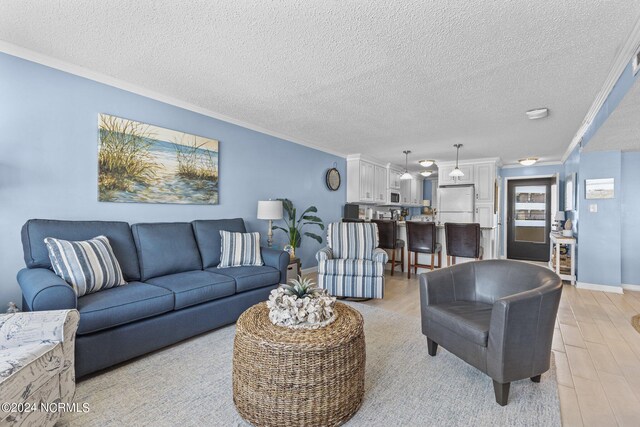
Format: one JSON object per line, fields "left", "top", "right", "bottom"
{"left": 507, "top": 178, "right": 552, "bottom": 261}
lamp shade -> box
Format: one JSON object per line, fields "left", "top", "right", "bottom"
{"left": 554, "top": 211, "right": 565, "bottom": 221}
{"left": 449, "top": 167, "right": 464, "bottom": 177}
{"left": 400, "top": 172, "right": 413, "bottom": 180}
{"left": 257, "top": 200, "right": 283, "bottom": 220}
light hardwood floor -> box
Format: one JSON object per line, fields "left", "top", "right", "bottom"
{"left": 316, "top": 271, "right": 640, "bottom": 427}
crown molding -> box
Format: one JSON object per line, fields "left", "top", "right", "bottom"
{"left": 561, "top": 16, "right": 640, "bottom": 162}
{"left": 0, "top": 41, "right": 348, "bottom": 159}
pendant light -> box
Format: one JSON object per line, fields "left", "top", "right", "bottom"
{"left": 449, "top": 144, "right": 464, "bottom": 177}
{"left": 400, "top": 150, "right": 412, "bottom": 180}
{"left": 418, "top": 159, "right": 435, "bottom": 168}
{"left": 420, "top": 170, "right": 432, "bottom": 177}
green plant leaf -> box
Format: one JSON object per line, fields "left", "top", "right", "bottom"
{"left": 301, "top": 215, "right": 322, "bottom": 223}
{"left": 304, "top": 232, "right": 323, "bottom": 244}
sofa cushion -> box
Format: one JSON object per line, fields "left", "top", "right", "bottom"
{"left": 424, "top": 301, "right": 493, "bottom": 347}
{"left": 146, "top": 271, "right": 236, "bottom": 310}
{"left": 77, "top": 282, "right": 174, "bottom": 335}
{"left": 210, "top": 266, "right": 280, "bottom": 293}
{"left": 317, "top": 259, "right": 385, "bottom": 277}
{"left": 21, "top": 219, "right": 140, "bottom": 281}
{"left": 132, "top": 223, "right": 202, "bottom": 281}
{"left": 45, "top": 235, "right": 127, "bottom": 297}
{"left": 192, "top": 219, "right": 246, "bottom": 268}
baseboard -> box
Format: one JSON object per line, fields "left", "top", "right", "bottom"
{"left": 576, "top": 282, "right": 624, "bottom": 294}
{"left": 622, "top": 284, "right": 640, "bottom": 292}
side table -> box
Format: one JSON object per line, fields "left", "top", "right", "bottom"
{"left": 549, "top": 233, "right": 576, "bottom": 285}
{"left": 287, "top": 256, "right": 302, "bottom": 280}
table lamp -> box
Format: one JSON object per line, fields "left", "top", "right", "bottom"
{"left": 553, "top": 211, "right": 565, "bottom": 232}
{"left": 257, "top": 200, "right": 283, "bottom": 248}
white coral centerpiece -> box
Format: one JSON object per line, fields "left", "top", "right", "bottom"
{"left": 267, "top": 276, "right": 336, "bottom": 329}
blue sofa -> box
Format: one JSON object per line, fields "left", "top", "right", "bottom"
{"left": 17, "top": 218, "right": 289, "bottom": 378}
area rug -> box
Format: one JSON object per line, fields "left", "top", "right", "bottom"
{"left": 60, "top": 303, "right": 561, "bottom": 427}
{"left": 633, "top": 314, "right": 640, "bottom": 335}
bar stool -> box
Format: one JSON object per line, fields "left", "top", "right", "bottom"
{"left": 444, "top": 222, "right": 483, "bottom": 266}
{"left": 406, "top": 221, "right": 441, "bottom": 279}
{"left": 371, "top": 219, "right": 404, "bottom": 275}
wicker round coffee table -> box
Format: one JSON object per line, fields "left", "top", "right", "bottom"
{"left": 233, "top": 302, "right": 365, "bottom": 427}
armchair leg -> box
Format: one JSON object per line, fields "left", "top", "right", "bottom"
{"left": 426, "top": 338, "right": 438, "bottom": 356}
{"left": 531, "top": 375, "right": 541, "bottom": 383}
{"left": 401, "top": 248, "right": 405, "bottom": 273}
{"left": 407, "top": 251, "right": 412, "bottom": 279}
{"left": 438, "top": 251, "right": 442, "bottom": 268}
{"left": 492, "top": 380, "right": 510, "bottom": 406}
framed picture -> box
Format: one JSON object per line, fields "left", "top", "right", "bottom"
{"left": 585, "top": 178, "right": 614, "bottom": 199}
{"left": 564, "top": 173, "right": 576, "bottom": 211}
{"left": 98, "top": 114, "right": 219, "bottom": 204}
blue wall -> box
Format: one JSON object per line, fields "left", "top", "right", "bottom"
{"left": 621, "top": 152, "right": 640, "bottom": 285}
{"left": 0, "top": 53, "right": 346, "bottom": 305}
{"left": 576, "top": 151, "right": 622, "bottom": 287}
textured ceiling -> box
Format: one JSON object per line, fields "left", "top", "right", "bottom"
{"left": 1, "top": 1, "right": 640, "bottom": 168}
{"left": 584, "top": 78, "right": 640, "bottom": 152}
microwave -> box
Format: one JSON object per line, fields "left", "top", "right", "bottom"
{"left": 389, "top": 191, "right": 400, "bottom": 205}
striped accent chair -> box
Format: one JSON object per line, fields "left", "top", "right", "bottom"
{"left": 316, "top": 222, "right": 388, "bottom": 298}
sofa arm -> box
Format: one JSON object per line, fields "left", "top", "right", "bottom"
{"left": 372, "top": 248, "right": 389, "bottom": 264}
{"left": 316, "top": 246, "right": 334, "bottom": 262}
{"left": 419, "top": 269, "right": 456, "bottom": 307}
{"left": 0, "top": 309, "right": 79, "bottom": 349}
{"left": 487, "top": 283, "right": 562, "bottom": 383}
{"left": 17, "top": 268, "right": 77, "bottom": 311}
{"left": 261, "top": 247, "right": 289, "bottom": 284}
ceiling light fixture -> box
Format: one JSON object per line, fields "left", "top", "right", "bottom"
{"left": 518, "top": 157, "right": 539, "bottom": 166}
{"left": 400, "top": 150, "right": 412, "bottom": 180}
{"left": 449, "top": 144, "right": 464, "bottom": 177}
{"left": 420, "top": 170, "right": 432, "bottom": 177}
{"left": 418, "top": 159, "right": 435, "bottom": 168}
{"left": 526, "top": 108, "right": 549, "bottom": 120}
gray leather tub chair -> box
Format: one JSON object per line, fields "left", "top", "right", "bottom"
{"left": 419, "top": 260, "right": 562, "bottom": 405}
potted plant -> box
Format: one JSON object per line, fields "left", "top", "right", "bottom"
{"left": 267, "top": 276, "right": 336, "bottom": 329}
{"left": 272, "top": 198, "right": 324, "bottom": 258}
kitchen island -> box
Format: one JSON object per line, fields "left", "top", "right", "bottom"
{"left": 387, "top": 221, "right": 497, "bottom": 273}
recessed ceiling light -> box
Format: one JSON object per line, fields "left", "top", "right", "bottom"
{"left": 420, "top": 170, "right": 432, "bottom": 177}
{"left": 518, "top": 157, "right": 539, "bottom": 166}
{"left": 526, "top": 108, "right": 549, "bottom": 120}
{"left": 418, "top": 159, "right": 435, "bottom": 167}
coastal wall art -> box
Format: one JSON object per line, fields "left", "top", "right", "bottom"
{"left": 98, "top": 114, "right": 219, "bottom": 204}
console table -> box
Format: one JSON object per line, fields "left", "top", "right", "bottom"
{"left": 549, "top": 233, "right": 576, "bottom": 285}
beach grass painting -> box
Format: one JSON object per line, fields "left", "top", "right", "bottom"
{"left": 98, "top": 114, "right": 219, "bottom": 204}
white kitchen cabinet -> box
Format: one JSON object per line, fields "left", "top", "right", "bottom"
{"left": 411, "top": 176, "right": 423, "bottom": 205}
{"left": 438, "top": 164, "right": 474, "bottom": 185}
{"left": 400, "top": 178, "right": 411, "bottom": 205}
{"left": 374, "top": 165, "right": 387, "bottom": 203}
{"left": 388, "top": 168, "right": 402, "bottom": 190}
{"left": 347, "top": 155, "right": 388, "bottom": 204}
{"left": 475, "top": 203, "right": 493, "bottom": 228}
{"left": 474, "top": 163, "right": 495, "bottom": 203}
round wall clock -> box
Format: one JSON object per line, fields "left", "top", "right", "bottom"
{"left": 325, "top": 168, "right": 341, "bottom": 191}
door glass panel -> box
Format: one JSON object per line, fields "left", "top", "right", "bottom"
{"left": 513, "top": 185, "right": 546, "bottom": 243}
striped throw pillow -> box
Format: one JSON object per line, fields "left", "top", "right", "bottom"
{"left": 45, "top": 235, "right": 127, "bottom": 297}
{"left": 218, "top": 231, "right": 263, "bottom": 268}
